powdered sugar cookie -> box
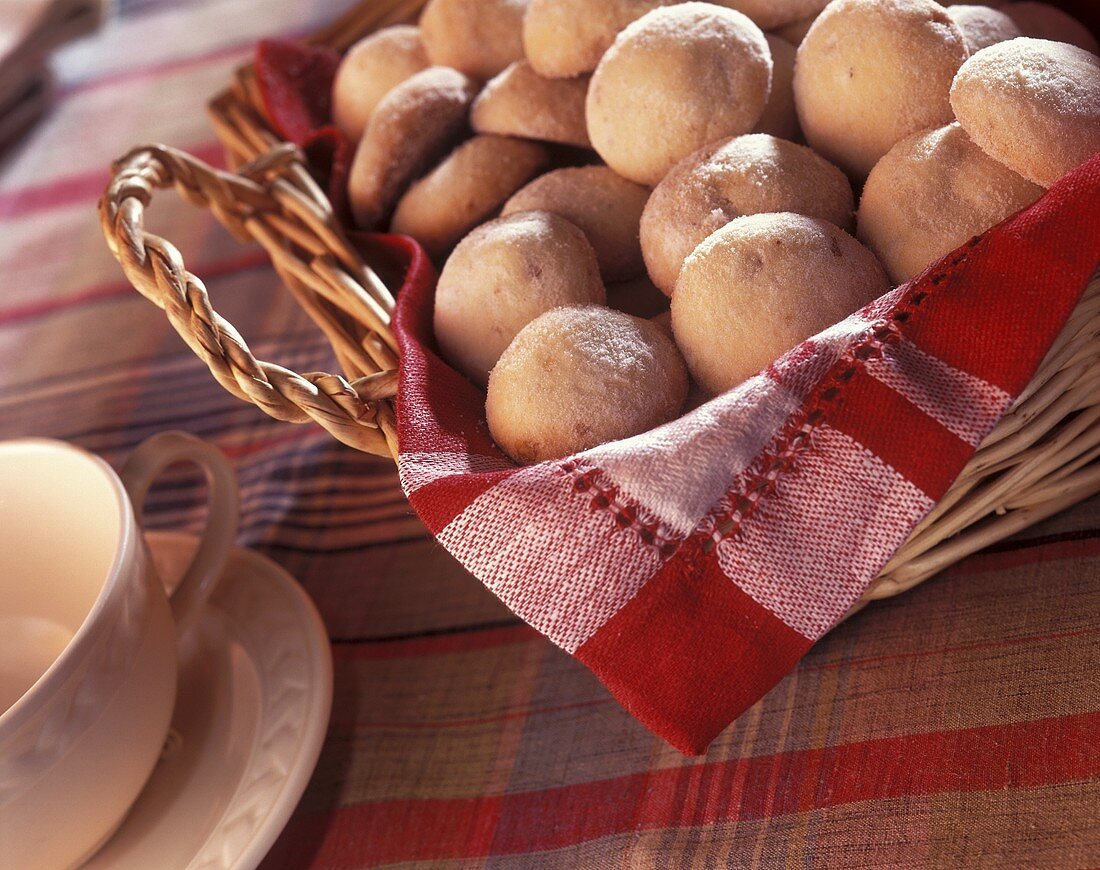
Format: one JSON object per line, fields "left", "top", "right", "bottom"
{"left": 348, "top": 67, "right": 477, "bottom": 228}
{"left": 794, "top": 0, "right": 970, "bottom": 179}
{"left": 640, "top": 133, "right": 854, "bottom": 295}
{"left": 586, "top": 3, "right": 772, "bottom": 185}
{"left": 332, "top": 26, "right": 429, "bottom": 140}
{"left": 391, "top": 136, "right": 549, "bottom": 258}
{"left": 947, "top": 5, "right": 1022, "bottom": 51}
{"left": 858, "top": 123, "right": 1044, "bottom": 283}
{"left": 503, "top": 165, "right": 650, "bottom": 281}
{"left": 471, "top": 61, "right": 591, "bottom": 148}
{"left": 672, "top": 213, "right": 888, "bottom": 394}
{"left": 434, "top": 211, "right": 606, "bottom": 385}
{"left": 951, "top": 38, "right": 1100, "bottom": 186}
{"left": 419, "top": 0, "right": 528, "bottom": 80}
{"left": 522, "top": 0, "right": 667, "bottom": 78}
{"left": 486, "top": 305, "right": 688, "bottom": 462}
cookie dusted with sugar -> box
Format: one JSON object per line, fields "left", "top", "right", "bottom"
{"left": 486, "top": 306, "right": 688, "bottom": 463}
{"left": 419, "top": 0, "right": 528, "bottom": 80}
{"left": 347, "top": 67, "right": 477, "bottom": 229}
{"left": 640, "top": 133, "right": 854, "bottom": 295}
{"left": 522, "top": 0, "right": 667, "bottom": 78}
{"left": 858, "top": 123, "right": 1044, "bottom": 283}
{"left": 794, "top": 0, "right": 970, "bottom": 179}
{"left": 471, "top": 61, "right": 591, "bottom": 148}
{"left": 331, "top": 26, "right": 429, "bottom": 141}
{"left": 951, "top": 37, "right": 1100, "bottom": 187}
{"left": 391, "top": 136, "right": 549, "bottom": 259}
{"left": 503, "top": 166, "right": 650, "bottom": 281}
{"left": 672, "top": 213, "right": 888, "bottom": 394}
{"left": 586, "top": 3, "right": 772, "bottom": 186}
{"left": 947, "top": 5, "right": 1022, "bottom": 51}
{"left": 433, "top": 211, "right": 606, "bottom": 386}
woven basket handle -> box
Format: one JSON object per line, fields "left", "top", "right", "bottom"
{"left": 99, "top": 144, "right": 399, "bottom": 457}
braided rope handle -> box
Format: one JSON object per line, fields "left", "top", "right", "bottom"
{"left": 99, "top": 143, "right": 400, "bottom": 457}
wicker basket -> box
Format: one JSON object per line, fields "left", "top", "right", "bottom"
{"left": 99, "top": 0, "right": 1100, "bottom": 609}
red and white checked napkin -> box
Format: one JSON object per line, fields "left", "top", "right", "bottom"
{"left": 391, "top": 156, "right": 1100, "bottom": 754}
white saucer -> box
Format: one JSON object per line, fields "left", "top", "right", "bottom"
{"left": 83, "top": 532, "right": 333, "bottom": 870}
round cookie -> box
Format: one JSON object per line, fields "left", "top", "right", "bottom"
{"left": 502, "top": 166, "right": 650, "bottom": 281}
{"left": 523, "top": 0, "right": 667, "bottom": 79}
{"left": 434, "top": 211, "right": 606, "bottom": 385}
{"left": 331, "top": 26, "right": 429, "bottom": 141}
{"left": 486, "top": 306, "right": 688, "bottom": 463}
{"left": 640, "top": 133, "right": 855, "bottom": 295}
{"left": 794, "top": 0, "right": 970, "bottom": 179}
{"left": 1003, "top": 2, "right": 1099, "bottom": 53}
{"left": 947, "top": 5, "right": 1022, "bottom": 51}
{"left": 951, "top": 38, "right": 1100, "bottom": 187}
{"left": 672, "top": 213, "right": 889, "bottom": 394}
{"left": 858, "top": 123, "right": 1044, "bottom": 283}
{"left": 348, "top": 67, "right": 478, "bottom": 229}
{"left": 756, "top": 35, "right": 798, "bottom": 140}
{"left": 586, "top": 3, "right": 772, "bottom": 186}
{"left": 419, "top": 0, "right": 528, "bottom": 80}
{"left": 471, "top": 61, "right": 591, "bottom": 148}
{"left": 391, "top": 136, "right": 549, "bottom": 259}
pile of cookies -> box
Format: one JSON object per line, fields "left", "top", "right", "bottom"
{"left": 334, "top": 0, "right": 1100, "bottom": 464}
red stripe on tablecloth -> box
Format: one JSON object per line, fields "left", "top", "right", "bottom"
{"left": 903, "top": 155, "right": 1100, "bottom": 395}
{"left": 271, "top": 711, "right": 1100, "bottom": 866}
{"left": 0, "top": 250, "right": 269, "bottom": 326}
{"left": 805, "top": 624, "right": 1100, "bottom": 673}
{"left": 0, "top": 141, "right": 226, "bottom": 220}
{"left": 827, "top": 366, "right": 972, "bottom": 499}
{"left": 332, "top": 623, "right": 537, "bottom": 660}
{"left": 576, "top": 539, "right": 810, "bottom": 756}
{"left": 59, "top": 40, "right": 270, "bottom": 98}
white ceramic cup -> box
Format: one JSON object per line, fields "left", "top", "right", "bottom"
{"left": 0, "top": 432, "right": 238, "bottom": 869}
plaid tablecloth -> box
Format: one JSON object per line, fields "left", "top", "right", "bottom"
{"left": 2, "top": 1, "right": 1098, "bottom": 866}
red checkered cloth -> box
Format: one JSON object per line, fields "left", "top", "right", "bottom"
{"left": 392, "top": 158, "right": 1100, "bottom": 754}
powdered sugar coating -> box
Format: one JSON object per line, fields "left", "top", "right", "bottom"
{"left": 1003, "top": 2, "right": 1099, "bottom": 54}
{"left": 391, "top": 136, "right": 549, "bottom": 259}
{"left": 672, "top": 213, "right": 888, "bottom": 394}
{"left": 471, "top": 61, "right": 591, "bottom": 148}
{"left": 794, "top": 0, "right": 970, "bottom": 179}
{"left": 503, "top": 166, "right": 650, "bottom": 281}
{"left": 522, "top": 0, "right": 668, "bottom": 79}
{"left": 486, "top": 306, "right": 688, "bottom": 463}
{"left": 858, "top": 123, "right": 1044, "bottom": 283}
{"left": 434, "top": 211, "right": 606, "bottom": 385}
{"left": 347, "top": 67, "right": 477, "bottom": 229}
{"left": 586, "top": 3, "right": 772, "bottom": 186}
{"left": 757, "top": 35, "right": 799, "bottom": 140}
{"left": 419, "top": 0, "right": 528, "bottom": 80}
{"left": 947, "top": 5, "right": 1022, "bottom": 51}
{"left": 640, "top": 133, "right": 854, "bottom": 295}
{"left": 951, "top": 37, "right": 1100, "bottom": 187}
{"left": 331, "top": 26, "right": 429, "bottom": 141}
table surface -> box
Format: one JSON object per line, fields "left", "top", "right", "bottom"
{"left": 2, "top": 1, "right": 1098, "bottom": 866}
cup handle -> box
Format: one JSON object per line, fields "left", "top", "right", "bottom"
{"left": 119, "top": 431, "right": 239, "bottom": 638}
